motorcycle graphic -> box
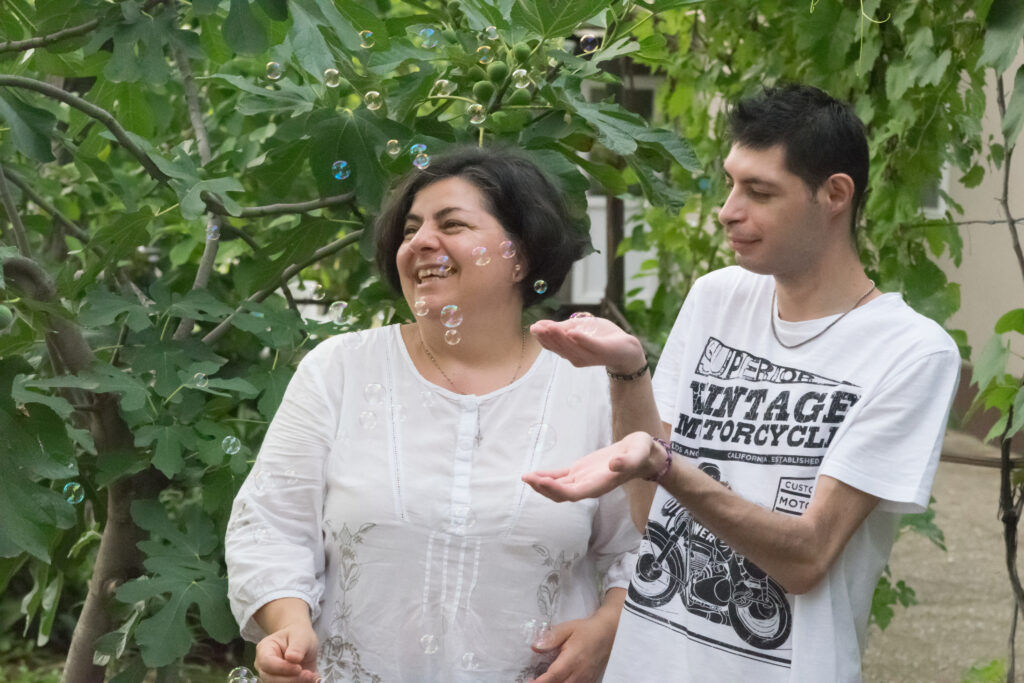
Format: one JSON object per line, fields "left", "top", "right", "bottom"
{"left": 628, "top": 464, "right": 792, "bottom": 651}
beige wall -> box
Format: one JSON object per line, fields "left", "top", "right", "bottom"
{"left": 941, "top": 50, "right": 1024, "bottom": 377}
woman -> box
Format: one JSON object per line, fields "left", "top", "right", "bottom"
{"left": 225, "top": 148, "right": 639, "bottom": 682}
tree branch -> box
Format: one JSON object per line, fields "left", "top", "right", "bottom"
{"left": 169, "top": 0, "right": 212, "bottom": 166}
{"left": 996, "top": 76, "right": 1024, "bottom": 287}
{"left": 201, "top": 231, "right": 362, "bottom": 345}
{"left": 2, "top": 165, "right": 90, "bottom": 243}
{"left": 172, "top": 226, "right": 220, "bottom": 340}
{"left": 202, "top": 190, "right": 358, "bottom": 218}
{"left": 0, "top": 76, "right": 170, "bottom": 184}
{"left": 0, "top": 18, "right": 101, "bottom": 54}
{"left": 0, "top": 165, "right": 31, "bottom": 257}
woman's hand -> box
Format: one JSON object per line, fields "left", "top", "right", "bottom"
{"left": 529, "top": 318, "right": 645, "bottom": 376}
{"left": 254, "top": 622, "right": 320, "bottom": 683}
{"left": 528, "top": 590, "right": 625, "bottom": 683}
{"left": 523, "top": 432, "right": 659, "bottom": 502}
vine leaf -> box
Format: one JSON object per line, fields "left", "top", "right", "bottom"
{"left": 971, "top": 334, "right": 1009, "bottom": 390}
{"left": 1003, "top": 65, "right": 1024, "bottom": 148}
{"left": 980, "top": 0, "right": 1024, "bottom": 74}
{"left": 995, "top": 308, "right": 1024, "bottom": 335}
{"left": 511, "top": 0, "right": 609, "bottom": 41}
{"left": 224, "top": 0, "right": 269, "bottom": 55}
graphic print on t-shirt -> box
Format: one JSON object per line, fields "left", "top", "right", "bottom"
{"left": 626, "top": 337, "right": 863, "bottom": 668}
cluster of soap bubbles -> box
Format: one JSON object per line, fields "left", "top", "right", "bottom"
{"left": 227, "top": 666, "right": 259, "bottom": 682}
{"left": 521, "top": 619, "right": 552, "bottom": 647}
{"left": 440, "top": 304, "right": 463, "bottom": 345}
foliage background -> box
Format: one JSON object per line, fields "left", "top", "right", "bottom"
{"left": 0, "top": 0, "right": 1021, "bottom": 680}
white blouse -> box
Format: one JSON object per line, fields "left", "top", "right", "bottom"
{"left": 225, "top": 325, "right": 639, "bottom": 682}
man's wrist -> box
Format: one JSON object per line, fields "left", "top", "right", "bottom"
{"left": 645, "top": 437, "right": 673, "bottom": 482}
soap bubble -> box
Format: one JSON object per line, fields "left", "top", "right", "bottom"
{"left": 205, "top": 224, "right": 220, "bottom": 241}
{"left": 430, "top": 79, "right": 456, "bottom": 97}
{"left": 265, "top": 61, "right": 283, "bottom": 80}
{"left": 413, "top": 153, "right": 430, "bottom": 170}
{"left": 512, "top": 68, "right": 531, "bottom": 88}
{"left": 444, "top": 329, "right": 461, "bottom": 345}
{"left": 328, "top": 301, "right": 348, "bottom": 323}
{"left": 409, "top": 143, "right": 427, "bottom": 156}
{"left": 359, "top": 30, "right": 375, "bottom": 48}
{"left": 467, "top": 103, "right": 487, "bottom": 125}
{"left": 364, "top": 383, "right": 385, "bottom": 406}
{"left": 419, "top": 27, "right": 439, "bottom": 49}
{"left": 222, "top": 436, "right": 242, "bottom": 455}
{"left": 63, "top": 482, "right": 84, "bottom": 505}
{"left": 570, "top": 311, "right": 594, "bottom": 319}
{"left": 528, "top": 423, "right": 557, "bottom": 451}
{"left": 440, "top": 304, "right": 463, "bottom": 328}
{"left": 312, "top": 284, "right": 326, "bottom": 301}
{"left": 500, "top": 240, "right": 517, "bottom": 259}
{"left": 461, "top": 652, "right": 479, "bottom": 670}
{"left": 580, "top": 35, "right": 599, "bottom": 54}
{"left": 193, "top": 373, "right": 209, "bottom": 388}
{"left": 323, "top": 68, "right": 341, "bottom": 88}
{"left": 533, "top": 280, "right": 548, "bottom": 294}
{"left": 436, "top": 254, "right": 452, "bottom": 274}
{"left": 332, "top": 160, "right": 351, "bottom": 180}
{"left": 413, "top": 299, "right": 429, "bottom": 316}
{"left": 420, "top": 633, "right": 439, "bottom": 654}
{"left": 476, "top": 45, "right": 493, "bottom": 64}
{"left": 421, "top": 390, "right": 437, "bottom": 407}
{"left": 363, "top": 90, "right": 383, "bottom": 110}
{"left": 227, "top": 666, "right": 255, "bottom": 682}
{"left": 386, "top": 139, "right": 402, "bottom": 158}
{"left": 472, "top": 246, "right": 490, "bottom": 266}
{"left": 484, "top": 26, "right": 499, "bottom": 41}
{"left": 359, "top": 411, "right": 377, "bottom": 429}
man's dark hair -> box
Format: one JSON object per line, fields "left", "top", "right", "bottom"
{"left": 728, "top": 84, "right": 869, "bottom": 232}
{"left": 375, "top": 146, "right": 587, "bottom": 307}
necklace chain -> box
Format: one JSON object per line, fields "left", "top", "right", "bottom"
{"left": 420, "top": 327, "right": 527, "bottom": 392}
{"left": 769, "top": 280, "right": 876, "bottom": 350}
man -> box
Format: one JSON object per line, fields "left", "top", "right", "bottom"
{"left": 525, "top": 84, "right": 960, "bottom": 682}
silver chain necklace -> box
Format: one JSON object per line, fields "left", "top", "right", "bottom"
{"left": 769, "top": 280, "right": 876, "bottom": 349}
{"left": 420, "top": 327, "right": 527, "bottom": 392}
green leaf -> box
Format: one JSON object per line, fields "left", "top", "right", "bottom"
{"left": 510, "top": 0, "right": 610, "bottom": 40}
{"left": 0, "top": 466, "right": 76, "bottom": 560}
{"left": 308, "top": 109, "right": 390, "bottom": 208}
{"left": 980, "top": 0, "right": 1024, "bottom": 73}
{"left": 1003, "top": 65, "right": 1024, "bottom": 148}
{"left": 12, "top": 375, "right": 75, "bottom": 419}
{"left": 135, "top": 424, "right": 196, "bottom": 477}
{"left": 287, "top": 3, "right": 334, "bottom": 80}
{"left": 971, "top": 334, "right": 1008, "bottom": 389}
{"left": 79, "top": 289, "right": 153, "bottom": 332}
{"left": 250, "top": 365, "right": 294, "bottom": 417}
{"left": 995, "top": 308, "right": 1024, "bottom": 335}
{"left": 169, "top": 289, "right": 235, "bottom": 322}
{"left": 118, "top": 501, "right": 236, "bottom": 666}
{"left": 0, "top": 92, "right": 56, "bottom": 162}
{"left": 224, "top": 0, "right": 268, "bottom": 55}
{"left": 180, "top": 177, "right": 245, "bottom": 219}
{"left": 256, "top": 0, "right": 288, "bottom": 21}
{"left": 114, "top": 83, "right": 155, "bottom": 137}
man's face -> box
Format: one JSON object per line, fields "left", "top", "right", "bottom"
{"left": 718, "top": 144, "right": 831, "bottom": 277}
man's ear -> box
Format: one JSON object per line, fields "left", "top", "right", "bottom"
{"left": 822, "top": 173, "right": 855, "bottom": 218}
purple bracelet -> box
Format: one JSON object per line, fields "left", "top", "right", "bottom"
{"left": 646, "top": 437, "right": 673, "bottom": 482}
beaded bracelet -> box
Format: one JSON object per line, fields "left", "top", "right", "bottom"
{"left": 646, "top": 437, "right": 673, "bottom": 482}
{"left": 607, "top": 361, "right": 649, "bottom": 382}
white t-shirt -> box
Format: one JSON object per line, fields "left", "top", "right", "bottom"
{"left": 603, "top": 266, "right": 960, "bottom": 683}
{"left": 225, "top": 325, "right": 639, "bottom": 682}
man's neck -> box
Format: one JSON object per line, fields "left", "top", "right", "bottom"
{"left": 773, "top": 246, "right": 874, "bottom": 322}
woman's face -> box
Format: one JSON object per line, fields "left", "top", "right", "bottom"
{"left": 396, "top": 177, "right": 525, "bottom": 320}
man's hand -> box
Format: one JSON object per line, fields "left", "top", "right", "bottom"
{"left": 523, "top": 432, "right": 660, "bottom": 502}
{"left": 254, "top": 622, "right": 320, "bottom": 683}
{"left": 529, "top": 318, "right": 645, "bottom": 375}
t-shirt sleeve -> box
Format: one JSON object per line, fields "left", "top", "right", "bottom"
{"left": 652, "top": 277, "right": 704, "bottom": 426}
{"left": 225, "top": 341, "right": 342, "bottom": 642}
{"left": 818, "top": 348, "right": 961, "bottom": 514}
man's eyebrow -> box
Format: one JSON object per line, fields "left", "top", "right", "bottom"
{"left": 725, "top": 171, "right": 781, "bottom": 189}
